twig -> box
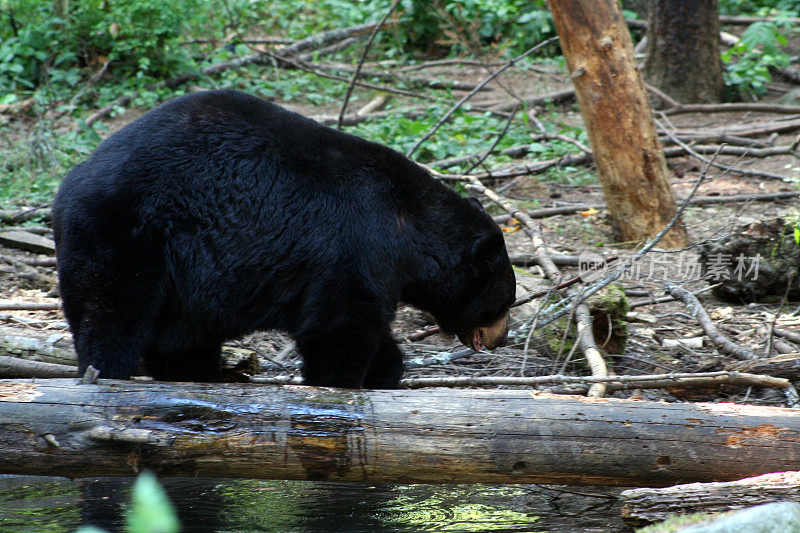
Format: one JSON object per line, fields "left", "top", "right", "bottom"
{"left": 673, "top": 118, "right": 800, "bottom": 143}
{"left": 400, "top": 370, "right": 790, "bottom": 391}
{"left": 655, "top": 117, "right": 791, "bottom": 181}
{"left": 0, "top": 302, "right": 61, "bottom": 311}
{"left": 336, "top": 0, "right": 402, "bottom": 129}
{"left": 644, "top": 83, "right": 680, "bottom": 108}
{"left": 774, "top": 328, "right": 800, "bottom": 345}
{"left": 663, "top": 102, "right": 800, "bottom": 116}
{"left": 280, "top": 21, "right": 399, "bottom": 56}
{"left": 53, "top": 58, "right": 112, "bottom": 120}
{"left": 397, "top": 58, "right": 506, "bottom": 71}
{"left": 406, "top": 36, "right": 558, "bottom": 157}
{"left": 488, "top": 89, "right": 576, "bottom": 112}
{"left": 465, "top": 106, "right": 519, "bottom": 173}
{"left": 317, "top": 63, "right": 486, "bottom": 91}
{"left": 355, "top": 94, "right": 389, "bottom": 116}
{"left": 298, "top": 37, "right": 358, "bottom": 61}
{"left": 663, "top": 284, "right": 758, "bottom": 361}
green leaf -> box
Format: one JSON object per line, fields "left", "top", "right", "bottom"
{"left": 125, "top": 471, "right": 180, "bottom": 533}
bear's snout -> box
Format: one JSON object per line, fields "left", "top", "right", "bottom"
{"left": 478, "top": 313, "right": 509, "bottom": 350}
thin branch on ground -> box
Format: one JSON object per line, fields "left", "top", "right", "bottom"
{"left": 406, "top": 36, "right": 558, "bottom": 158}
{"left": 485, "top": 88, "right": 576, "bottom": 112}
{"left": 336, "top": 0, "right": 402, "bottom": 129}
{"left": 465, "top": 106, "right": 519, "bottom": 173}
{"left": 0, "top": 302, "right": 61, "bottom": 311}
{"left": 400, "top": 370, "right": 791, "bottom": 391}
{"left": 662, "top": 102, "right": 800, "bottom": 117}
{"left": 663, "top": 284, "right": 758, "bottom": 361}
{"left": 655, "top": 117, "right": 792, "bottom": 181}
{"left": 315, "top": 63, "right": 486, "bottom": 91}
{"left": 0, "top": 355, "right": 77, "bottom": 378}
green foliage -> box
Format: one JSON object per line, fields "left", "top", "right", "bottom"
{"left": 73, "top": 472, "right": 179, "bottom": 533}
{"left": 721, "top": 13, "right": 796, "bottom": 98}
{"left": 351, "top": 104, "right": 585, "bottom": 174}
{"left": 0, "top": 0, "right": 569, "bottom": 207}
{"left": 126, "top": 471, "right": 180, "bottom": 533}
{"left": 395, "top": 0, "right": 554, "bottom": 56}
{"left": 0, "top": 117, "right": 102, "bottom": 206}
{"left": 0, "top": 0, "right": 199, "bottom": 100}
{"left": 788, "top": 210, "right": 800, "bottom": 245}
{"left": 719, "top": 0, "right": 800, "bottom": 15}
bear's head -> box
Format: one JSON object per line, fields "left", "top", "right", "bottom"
{"left": 403, "top": 196, "right": 516, "bottom": 352}
{"left": 441, "top": 229, "right": 516, "bottom": 351}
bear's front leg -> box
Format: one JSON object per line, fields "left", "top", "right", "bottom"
{"left": 362, "top": 334, "right": 404, "bottom": 389}
{"left": 295, "top": 330, "right": 375, "bottom": 389}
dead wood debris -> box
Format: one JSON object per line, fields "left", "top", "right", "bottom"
{"left": 664, "top": 284, "right": 758, "bottom": 361}
{"left": 621, "top": 471, "right": 800, "bottom": 523}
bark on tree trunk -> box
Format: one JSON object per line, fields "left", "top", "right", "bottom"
{"left": 547, "top": 0, "right": 687, "bottom": 248}
{"left": 644, "top": 0, "right": 723, "bottom": 104}
{"left": 3, "top": 379, "right": 800, "bottom": 485}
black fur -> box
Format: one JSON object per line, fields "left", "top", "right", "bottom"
{"left": 53, "top": 90, "right": 516, "bottom": 388}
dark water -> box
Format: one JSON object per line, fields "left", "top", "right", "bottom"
{"left": 0, "top": 476, "right": 627, "bottom": 532}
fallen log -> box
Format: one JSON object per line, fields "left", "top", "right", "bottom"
{"left": 3, "top": 380, "right": 800, "bottom": 485}
{"left": 621, "top": 471, "right": 800, "bottom": 522}
{"left": 0, "top": 231, "right": 56, "bottom": 255}
{"left": 0, "top": 355, "right": 77, "bottom": 378}
{"left": 0, "top": 326, "right": 76, "bottom": 366}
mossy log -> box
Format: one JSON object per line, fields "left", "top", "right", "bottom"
{"left": 2, "top": 379, "right": 800, "bottom": 485}
{"left": 698, "top": 218, "right": 800, "bottom": 301}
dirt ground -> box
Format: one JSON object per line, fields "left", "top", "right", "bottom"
{"left": 2, "top": 54, "right": 800, "bottom": 407}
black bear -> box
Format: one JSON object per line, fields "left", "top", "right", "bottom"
{"left": 53, "top": 89, "right": 516, "bottom": 388}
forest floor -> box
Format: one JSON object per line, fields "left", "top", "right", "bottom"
{"left": 2, "top": 48, "right": 800, "bottom": 410}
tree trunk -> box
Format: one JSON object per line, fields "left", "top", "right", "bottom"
{"left": 3, "top": 379, "right": 800, "bottom": 485}
{"left": 547, "top": 0, "right": 687, "bottom": 248}
{"left": 644, "top": 0, "right": 723, "bottom": 103}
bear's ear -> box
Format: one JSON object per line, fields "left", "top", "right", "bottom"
{"left": 469, "top": 232, "right": 504, "bottom": 265}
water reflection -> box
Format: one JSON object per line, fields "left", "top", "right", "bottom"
{"left": 0, "top": 475, "right": 625, "bottom": 532}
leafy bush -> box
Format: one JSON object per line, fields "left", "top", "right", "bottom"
{"left": 394, "top": 0, "right": 554, "bottom": 56}
{"left": 722, "top": 13, "right": 796, "bottom": 98}
{"left": 1, "top": 0, "right": 197, "bottom": 100}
